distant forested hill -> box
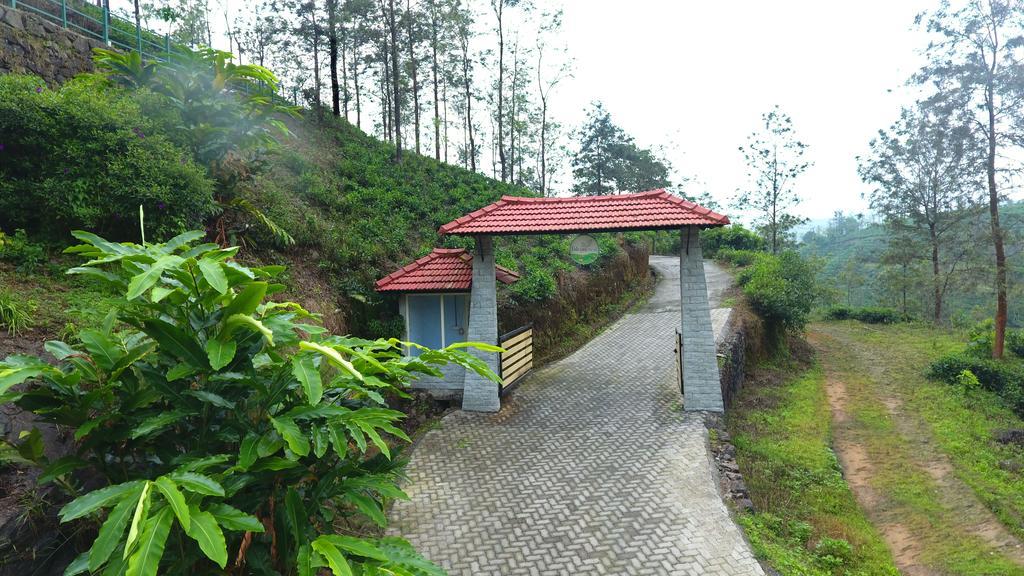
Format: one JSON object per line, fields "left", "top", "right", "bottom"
{"left": 800, "top": 203, "right": 1024, "bottom": 327}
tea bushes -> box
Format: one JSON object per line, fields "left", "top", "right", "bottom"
{"left": 0, "top": 74, "right": 216, "bottom": 242}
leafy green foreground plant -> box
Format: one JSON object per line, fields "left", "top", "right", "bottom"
{"left": 0, "top": 230, "right": 500, "bottom": 575}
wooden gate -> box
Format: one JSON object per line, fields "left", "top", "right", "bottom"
{"left": 499, "top": 324, "right": 533, "bottom": 395}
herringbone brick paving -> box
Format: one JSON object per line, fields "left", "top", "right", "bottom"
{"left": 388, "top": 258, "right": 764, "bottom": 575}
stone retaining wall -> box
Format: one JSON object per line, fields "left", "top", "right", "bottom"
{"left": 0, "top": 4, "right": 101, "bottom": 85}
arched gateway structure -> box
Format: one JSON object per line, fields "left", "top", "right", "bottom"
{"left": 436, "top": 189, "right": 730, "bottom": 413}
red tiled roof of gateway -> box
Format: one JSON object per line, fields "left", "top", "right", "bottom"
{"left": 375, "top": 248, "right": 521, "bottom": 292}
{"left": 438, "top": 189, "right": 729, "bottom": 235}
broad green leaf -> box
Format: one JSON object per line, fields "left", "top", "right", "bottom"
{"left": 345, "top": 492, "right": 386, "bottom": 528}
{"left": 356, "top": 422, "right": 391, "bottom": 459}
{"left": 445, "top": 341, "right": 504, "bottom": 353}
{"left": 299, "top": 341, "right": 363, "bottom": 381}
{"left": 126, "top": 255, "right": 183, "bottom": 301}
{"left": 222, "top": 282, "right": 267, "bottom": 317}
{"left": 149, "top": 285, "right": 174, "bottom": 303}
{"left": 125, "top": 507, "right": 173, "bottom": 576}
{"left": 66, "top": 266, "right": 123, "bottom": 285}
{"left": 292, "top": 355, "right": 323, "bottom": 405}
{"left": 140, "top": 318, "right": 208, "bottom": 369}
{"left": 131, "top": 411, "right": 190, "bottom": 439}
{"left": 206, "top": 503, "right": 264, "bottom": 532}
{"left": 376, "top": 537, "right": 447, "bottom": 575}
{"left": 89, "top": 487, "right": 139, "bottom": 571}
{"left": 166, "top": 363, "right": 197, "bottom": 381}
{"left": 205, "top": 339, "right": 237, "bottom": 370}
{"left": 64, "top": 552, "right": 89, "bottom": 576}
{"left": 256, "top": 430, "right": 284, "bottom": 457}
{"left": 124, "top": 481, "right": 152, "bottom": 559}
{"left": 238, "top": 432, "right": 259, "bottom": 470}
{"left": 198, "top": 258, "right": 228, "bottom": 294}
{"left": 110, "top": 342, "right": 157, "bottom": 379}
{"left": 0, "top": 355, "right": 61, "bottom": 395}
{"left": 328, "top": 422, "right": 348, "bottom": 459}
{"left": 163, "top": 230, "right": 206, "bottom": 252}
{"left": 39, "top": 456, "right": 86, "bottom": 485}
{"left": 222, "top": 314, "right": 274, "bottom": 346}
{"left": 168, "top": 471, "right": 224, "bottom": 496}
{"left": 154, "top": 477, "right": 189, "bottom": 531}
{"left": 311, "top": 425, "right": 328, "bottom": 458}
{"left": 59, "top": 481, "right": 142, "bottom": 522}
{"left": 311, "top": 538, "right": 353, "bottom": 576}
{"left": 317, "top": 535, "right": 388, "bottom": 561}
{"left": 249, "top": 457, "right": 299, "bottom": 471}
{"left": 44, "top": 340, "right": 77, "bottom": 360}
{"left": 185, "top": 389, "right": 235, "bottom": 409}
{"left": 284, "top": 488, "right": 305, "bottom": 548}
{"left": 270, "top": 416, "right": 310, "bottom": 457}
{"left": 75, "top": 418, "right": 103, "bottom": 440}
{"left": 297, "top": 544, "right": 313, "bottom": 576}
{"left": 184, "top": 507, "right": 228, "bottom": 568}
{"left": 79, "top": 330, "right": 124, "bottom": 371}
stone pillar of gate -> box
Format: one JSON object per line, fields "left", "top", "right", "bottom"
{"left": 462, "top": 235, "right": 501, "bottom": 412}
{"left": 679, "top": 225, "right": 724, "bottom": 412}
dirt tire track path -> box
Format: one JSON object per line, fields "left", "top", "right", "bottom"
{"left": 809, "top": 324, "right": 1024, "bottom": 575}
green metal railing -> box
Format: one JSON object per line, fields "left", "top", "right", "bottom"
{"left": 7, "top": 0, "right": 189, "bottom": 64}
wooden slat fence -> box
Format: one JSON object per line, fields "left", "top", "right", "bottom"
{"left": 499, "top": 324, "right": 533, "bottom": 394}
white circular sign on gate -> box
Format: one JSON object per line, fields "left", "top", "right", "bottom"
{"left": 569, "top": 234, "right": 600, "bottom": 265}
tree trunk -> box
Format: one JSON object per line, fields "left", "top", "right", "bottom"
{"left": 341, "top": 28, "right": 350, "bottom": 119}
{"left": 352, "top": 49, "right": 362, "bottom": 127}
{"left": 460, "top": 30, "right": 475, "bottom": 171}
{"left": 539, "top": 97, "right": 547, "bottom": 195}
{"left": 327, "top": 0, "right": 340, "bottom": 116}
{"left": 406, "top": 0, "right": 421, "bottom": 155}
{"left": 387, "top": 0, "right": 403, "bottom": 161}
{"left": 929, "top": 223, "right": 942, "bottom": 323}
{"left": 494, "top": 0, "right": 506, "bottom": 181}
{"left": 986, "top": 81, "right": 1008, "bottom": 358}
{"left": 429, "top": 0, "right": 441, "bottom": 160}
{"left": 443, "top": 80, "right": 449, "bottom": 163}
{"left": 311, "top": 6, "right": 323, "bottom": 118}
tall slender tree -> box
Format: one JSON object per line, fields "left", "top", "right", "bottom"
{"left": 736, "top": 106, "right": 812, "bottom": 253}
{"left": 917, "top": 0, "right": 1024, "bottom": 357}
{"left": 535, "top": 8, "right": 570, "bottom": 196}
{"left": 859, "top": 105, "right": 984, "bottom": 322}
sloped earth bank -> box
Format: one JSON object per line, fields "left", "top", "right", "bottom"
{"left": 809, "top": 323, "right": 1024, "bottom": 575}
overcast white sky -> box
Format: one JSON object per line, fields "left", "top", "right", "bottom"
{"left": 553, "top": 0, "right": 935, "bottom": 222}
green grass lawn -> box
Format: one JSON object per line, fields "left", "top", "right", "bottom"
{"left": 728, "top": 356, "right": 899, "bottom": 576}
{"left": 811, "top": 321, "right": 1024, "bottom": 575}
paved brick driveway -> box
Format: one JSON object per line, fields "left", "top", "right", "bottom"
{"left": 388, "top": 258, "right": 764, "bottom": 575}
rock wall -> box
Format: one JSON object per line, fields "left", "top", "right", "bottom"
{"left": 0, "top": 4, "right": 101, "bottom": 85}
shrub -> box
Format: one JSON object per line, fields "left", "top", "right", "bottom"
{"left": 0, "top": 290, "right": 33, "bottom": 336}
{"left": 717, "top": 248, "right": 762, "bottom": 268}
{"left": 702, "top": 225, "right": 764, "bottom": 258}
{"left": 1007, "top": 329, "right": 1024, "bottom": 359}
{"left": 0, "top": 230, "right": 499, "bottom": 575}
{"left": 0, "top": 74, "right": 216, "bottom": 242}
{"left": 824, "top": 306, "right": 906, "bottom": 324}
{"left": 0, "top": 228, "right": 46, "bottom": 272}
{"left": 741, "top": 251, "right": 818, "bottom": 338}
{"left": 929, "top": 352, "right": 1024, "bottom": 413}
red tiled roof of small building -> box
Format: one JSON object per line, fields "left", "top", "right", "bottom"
{"left": 438, "top": 189, "right": 729, "bottom": 236}
{"left": 375, "top": 248, "right": 521, "bottom": 292}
